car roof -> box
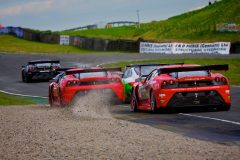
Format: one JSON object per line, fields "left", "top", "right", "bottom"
{"left": 28, "top": 60, "right": 60, "bottom": 64}
{"left": 29, "top": 59, "right": 51, "bottom": 63}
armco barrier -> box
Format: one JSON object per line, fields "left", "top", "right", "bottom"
{"left": 23, "top": 29, "right": 40, "bottom": 41}
{"left": 40, "top": 33, "right": 59, "bottom": 44}
{"left": 93, "top": 39, "right": 109, "bottom": 51}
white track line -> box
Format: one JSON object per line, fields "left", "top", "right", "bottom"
{"left": 0, "top": 90, "right": 47, "bottom": 99}
{"left": 232, "top": 85, "right": 240, "bottom": 88}
{"left": 179, "top": 113, "right": 240, "bottom": 126}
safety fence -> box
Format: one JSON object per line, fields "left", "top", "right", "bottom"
{"left": 0, "top": 26, "right": 239, "bottom": 53}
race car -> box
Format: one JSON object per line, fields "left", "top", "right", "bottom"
{"left": 22, "top": 60, "right": 61, "bottom": 82}
{"left": 122, "top": 63, "right": 184, "bottom": 102}
{"left": 130, "top": 64, "right": 231, "bottom": 112}
{"left": 48, "top": 67, "right": 124, "bottom": 106}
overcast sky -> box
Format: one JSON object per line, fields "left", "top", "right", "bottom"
{"left": 0, "top": 0, "right": 213, "bottom": 31}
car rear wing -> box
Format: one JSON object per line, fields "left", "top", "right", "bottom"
{"left": 126, "top": 63, "right": 184, "bottom": 68}
{"left": 158, "top": 64, "right": 229, "bottom": 74}
{"left": 65, "top": 67, "right": 122, "bottom": 75}
{"left": 28, "top": 60, "right": 60, "bottom": 64}
{"left": 55, "top": 68, "right": 74, "bottom": 73}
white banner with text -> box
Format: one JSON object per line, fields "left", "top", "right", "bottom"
{"left": 60, "top": 35, "right": 70, "bottom": 45}
{"left": 140, "top": 42, "right": 231, "bottom": 54}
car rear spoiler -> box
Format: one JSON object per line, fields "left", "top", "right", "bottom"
{"left": 65, "top": 67, "right": 122, "bottom": 75}
{"left": 28, "top": 60, "right": 60, "bottom": 64}
{"left": 158, "top": 64, "right": 229, "bottom": 74}
{"left": 126, "top": 63, "right": 184, "bottom": 68}
{"left": 55, "top": 68, "right": 74, "bottom": 72}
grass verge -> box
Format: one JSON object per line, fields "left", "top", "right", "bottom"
{"left": 0, "top": 35, "right": 105, "bottom": 54}
{"left": 104, "top": 59, "right": 240, "bottom": 86}
{"left": 0, "top": 92, "right": 48, "bottom": 106}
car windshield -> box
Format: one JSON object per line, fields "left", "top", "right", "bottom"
{"left": 35, "top": 63, "right": 52, "bottom": 67}
{"left": 74, "top": 71, "right": 107, "bottom": 79}
{"left": 169, "top": 70, "right": 209, "bottom": 78}
{"left": 135, "top": 66, "right": 159, "bottom": 76}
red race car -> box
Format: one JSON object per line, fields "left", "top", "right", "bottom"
{"left": 130, "top": 64, "right": 231, "bottom": 112}
{"left": 49, "top": 67, "right": 124, "bottom": 106}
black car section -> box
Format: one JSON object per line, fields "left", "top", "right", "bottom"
{"left": 22, "top": 60, "right": 61, "bottom": 82}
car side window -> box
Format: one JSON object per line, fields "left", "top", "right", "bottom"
{"left": 146, "top": 70, "right": 157, "bottom": 81}
{"left": 123, "top": 68, "right": 132, "bottom": 78}
{"left": 57, "top": 73, "right": 65, "bottom": 83}
{"left": 146, "top": 72, "right": 153, "bottom": 81}
{"left": 152, "top": 71, "right": 158, "bottom": 79}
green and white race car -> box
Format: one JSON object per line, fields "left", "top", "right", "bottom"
{"left": 122, "top": 63, "right": 184, "bottom": 102}
{"left": 122, "top": 64, "right": 162, "bottom": 102}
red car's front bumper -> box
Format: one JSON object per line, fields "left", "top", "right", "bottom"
{"left": 155, "top": 85, "right": 231, "bottom": 108}
{"left": 61, "top": 83, "right": 124, "bottom": 105}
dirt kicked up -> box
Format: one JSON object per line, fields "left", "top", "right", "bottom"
{"left": 0, "top": 92, "right": 240, "bottom": 160}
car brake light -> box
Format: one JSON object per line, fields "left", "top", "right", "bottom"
{"left": 215, "top": 77, "right": 220, "bottom": 82}
{"left": 221, "top": 77, "right": 227, "bottom": 83}
{"left": 66, "top": 80, "right": 79, "bottom": 87}
{"left": 52, "top": 66, "right": 60, "bottom": 69}
{"left": 214, "top": 77, "right": 227, "bottom": 85}
{"left": 28, "top": 66, "right": 35, "bottom": 72}
{"left": 111, "top": 78, "right": 121, "bottom": 83}
{"left": 162, "top": 81, "right": 168, "bottom": 86}
{"left": 169, "top": 80, "right": 175, "bottom": 85}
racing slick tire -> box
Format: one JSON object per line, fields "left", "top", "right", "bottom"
{"left": 130, "top": 90, "right": 138, "bottom": 112}
{"left": 22, "top": 73, "right": 30, "bottom": 83}
{"left": 21, "top": 72, "right": 25, "bottom": 82}
{"left": 59, "top": 89, "right": 65, "bottom": 107}
{"left": 49, "top": 88, "right": 54, "bottom": 107}
{"left": 150, "top": 91, "right": 158, "bottom": 113}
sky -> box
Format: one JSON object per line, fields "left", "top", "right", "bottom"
{"left": 0, "top": 0, "right": 214, "bottom": 31}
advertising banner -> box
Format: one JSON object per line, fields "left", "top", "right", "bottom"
{"left": 217, "top": 23, "right": 240, "bottom": 32}
{"left": 60, "top": 35, "right": 70, "bottom": 45}
{"left": 140, "top": 42, "right": 231, "bottom": 54}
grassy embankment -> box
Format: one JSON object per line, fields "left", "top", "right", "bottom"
{"left": 104, "top": 59, "right": 240, "bottom": 86}
{"left": 0, "top": 35, "right": 93, "bottom": 54}
{"left": 60, "top": 0, "right": 240, "bottom": 43}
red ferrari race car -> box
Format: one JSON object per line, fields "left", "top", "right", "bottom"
{"left": 130, "top": 64, "right": 231, "bottom": 113}
{"left": 48, "top": 67, "right": 124, "bottom": 106}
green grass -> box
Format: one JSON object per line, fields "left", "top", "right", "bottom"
{"left": 0, "top": 92, "right": 48, "bottom": 106}
{"left": 0, "top": 35, "right": 95, "bottom": 54}
{"left": 0, "top": 92, "right": 35, "bottom": 105}
{"left": 59, "top": 0, "right": 240, "bottom": 43}
{"left": 104, "top": 59, "right": 240, "bottom": 86}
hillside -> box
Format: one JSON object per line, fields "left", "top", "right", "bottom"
{"left": 60, "top": 0, "right": 240, "bottom": 42}
{"left": 0, "top": 35, "right": 92, "bottom": 54}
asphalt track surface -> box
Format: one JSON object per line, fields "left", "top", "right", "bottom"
{"left": 0, "top": 52, "right": 240, "bottom": 145}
